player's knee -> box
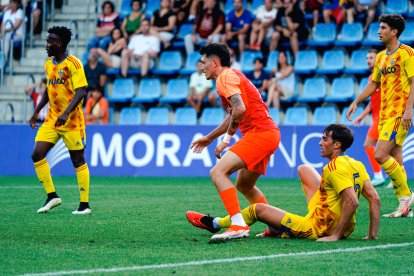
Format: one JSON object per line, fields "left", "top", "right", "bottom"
{"left": 297, "top": 164, "right": 312, "bottom": 177}
{"left": 374, "top": 151, "right": 386, "bottom": 164}
{"left": 235, "top": 183, "right": 251, "bottom": 195}
{"left": 254, "top": 203, "right": 267, "bottom": 218}
{"left": 31, "top": 150, "right": 45, "bottom": 162}
{"left": 71, "top": 156, "right": 86, "bottom": 168}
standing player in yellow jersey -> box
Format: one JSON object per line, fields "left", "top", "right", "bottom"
{"left": 347, "top": 14, "right": 414, "bottom": 218}
{"left": 187, "top": 124, "right": 381, "bottom": 241}
{"left": 29, "top": 26, "right": 90, "bottom": 215}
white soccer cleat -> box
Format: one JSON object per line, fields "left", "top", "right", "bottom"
{"left": 72, "top": 208, "right": 92, "bottom": 215}
{"left": 37, "top": 198, "right": 62, "bottom": 213}
{"left": 371, "top": 176, "right": 386, "bottom": 187}
{"left": 383, "top": 194, "right": 414, "bottom": 218}
{"left": 210, "top": 225, "right": 250, "bottom": 241}
{"left": 403, "top": 209, "right": 413, "bottom": 218}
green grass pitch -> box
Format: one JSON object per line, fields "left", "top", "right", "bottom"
{"left": 1, "top": 176, "right": 413, "bottom": 275}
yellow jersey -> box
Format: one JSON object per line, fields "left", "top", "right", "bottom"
{"left": 372, "top": 44, "right": 414, "bottom": 120}
{"left": 309, "top": 155, "right": 370, "bottom": 238}
{"left": 43, "top": 53, "right": 88, "bottom": 131}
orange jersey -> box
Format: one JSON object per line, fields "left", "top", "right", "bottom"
{"left": 372, "top": 44, "right": 414, "bottom": 120}
{"left": 43, "top": 54, "right": 88, "bottom": 131}
{"left": 215, "top": 68, "right": 277, "bottom": 135}
{"left": 368, "top": 74, "right": 381, "bottom": 120}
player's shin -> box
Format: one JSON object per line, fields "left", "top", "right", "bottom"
{"left": 34, "top": 158, "right": 55, "bottom": 194}
{"left": 75, "top": 163, "right": 90, "bottom": 203}
{"left": 381, "top": 157, "right": 411, "bottom": 197}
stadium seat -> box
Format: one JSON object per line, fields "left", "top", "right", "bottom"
{"left": 265, "top": 50, "right": 278, "bottom": 73}
{"left": 363, "top": 22, "right": 381, "bottom": 46}
{"left": 118, "top": 107, "right": 142, "bottom": 125}
{"left": 312, "top": 106, "right": 337, "bottom": 125}
{"left": 307, "top": 23, "right": 336, "bottom": 47}
{"left": 344, "top": 49, "right": 369, "bottom": 74}
{"left": 316, "top": 50, "right": 345, "bottom": 74}
{"left": 283, "top": 107, "right": 309, "bottom": 126}
{"left": 132, "top": 78, "right": 161, "bottom": 104}
{"left": 120, "top": 0, "right": 132, "bottom": 19}
{"left": 281, "top": 77, "right": 300, "bottom": 103}
{"left": 145, "top": 107, "right": 170, "bottom": 125}
{"left": 240, "top": 51, "right": 263, "bottom": 73}
{"left": 108, "top": 78, "right": 135, "bottom": 103}
{"left": 251, "top": 0, "right": 264, "bottom": 11}
{"left": 173, "top": 24, "right": 193, "bottom": 48}
{"left": 200, "top": 107, "right": 225, "bottom": 125}
{"left": 335, "top": 23, "right": 363, "bottom": 46}
{"left": 180, "top": 52, "right": 201, "bottom": 75}
{"left": 358, "top": 77, "right": 369, "bottom": 97}
{"left": 326, "top": 77, "right": 355, "bottom": 102}
{"left": 297, "top": 77, "right": 326, "bottom": 103}
{"left": 340, "top": 106, "right": 364, "bottom": 125}
{"left": 152, "top": 51, "right": 183, "bottom": 76}
{"left": 109, "top": 107, "right": 115, "bottom": 124}
{"left": 145, "top": 0, "right": 160, "bottom": 18}
{"left": 400, "top": 21, "right": 414, "bottom": 45}
{"left": 268, "top": 107, "right": 280, "bottom": 124}
{"left": 159, "top": 79, "right": 189, "bottom": 104}
{"left": 384, "top": 0, "right": 408, "bottom": 16}
{"left": 174, "top": 107, "right": 198, "bottom": 125}
{"left": 294, "top": 50, "right": 318, "bottom": 74}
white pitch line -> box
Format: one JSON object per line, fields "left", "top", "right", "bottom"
{"left": 21, "top": 241, "right": 414, "bottom": 276}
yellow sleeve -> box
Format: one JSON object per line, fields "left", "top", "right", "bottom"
{"left": 326, "top": 163, "right": 354, "bottom": 194}
{"left": 404, "top": 53, "right": 414, "bottom": 79}
{"left": 372, "top": 52, "right": 382, "bottom": 83}
{"left": 358, "top": 162, "right": 370, "bottom": 182}
{"left": 70, "top": 60, "right": 88, "bottom": 90}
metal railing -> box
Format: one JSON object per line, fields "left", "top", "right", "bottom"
{"left": 1, "top": 19, "right": 15, "bottom": 85}
{"left": 23, "top": 74, "right": 36, "bottom": 121}
{"left": 69, "top": 20, "right": 79, "bottom": 54}
{"left": 1, "top": 102, "right": 15, "bottom": 123}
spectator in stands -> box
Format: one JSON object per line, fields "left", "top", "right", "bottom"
{"left": 24, "top": 77, "right": 48, "bottom": 121}
{"left": 0, "top": 0, "right": 23, "bottom": 60}
{"left": 121, "top": 0, "right": 145, "bottom": 40}
{"left": 150, "top": 0, "right": 176, "bottom": 49}
{"left": 246, "top": 58, "right": 270, "bottom": 100}
{"left": 87, "top": 0, "right": 120, "bottom": 50}
{"left": 301, "top": 0, "right": 323, "bottom": 29}
{"left": 323, "top": 0, "right": 343, "bottom": 25}
{"left": 85, "top": 86, "right": 109, "bottom": 124}
{"left": 84, "top": 48, "right": 107, "bottom": 90}
{"left": 229, "top": 47, "right": 241, "bottom": 70}
{"left": 249, "top": 0, "right": 278, "bottom": 51}
{"left": 184, "top": 0, "right": 224, "bottom": 55}
{"left": 172, "top": 0, "right": 191, "bottom": 26}
{"left": 355, "top": 0, "right": 379, "bottom": 32}
{"left": 266, "top": 51, "right": 294, "bottom": 108}
{"left": 221, "top": 0, "right": 253, "bottom": 56}
{"left": 25, "top": 0, "right": 42, "bottom": 35}
{"left": 187, "top": 60, "right": 213, "bottom": 113}
{"left": 121, "top": 19, "right": 160, "bottom": 78}
{"left": 342, "top": 0, "right": 357, "bottom": 24}
{"left": 270, "top": 0, "right": 309, "bottom": 57}
{"left": 96, "top": 27, "right": 126, "bottom": 69}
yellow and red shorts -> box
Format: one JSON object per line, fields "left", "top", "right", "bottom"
{"left": 378, "top": 117, "right": 408, "bottom": 146}
{"left": 35, "top": 124, "right": 86, "bottom": 151}
{"left": 229, "top": 128, "right": 280, "bottom": 175}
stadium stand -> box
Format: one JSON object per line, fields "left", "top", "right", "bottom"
{"left": 152, "top": 51, "right": 183, "bottom": 76}
{"left": 312, "top": 106, "right": 338, "bottom": 125}
{"left": 174, "top": 107, "right": 198, "bottom": 125}
{"left": 119, "top": 107, "right": 142, "bottom": 125}
{"left": 363, "top": 22, "right": 381, "bottom": 46}
{"left": 400, "top": 21, "right": 414, "bottom": 45}
{"left": 345, "top": 49, "right": 370, "bottom": 74}
{"left": 264, "top": 50, "right": 279, "bottom": 73}
{"left": 180, "top": 52, "right": 202, "bottom": 75}
{"left": 297, "top": 77, "right": 327, "bottom": 103}
{"left": 200, "top": 107, "right": 225, "bottom": 125}
{"left": 340, "top": 106, "right": 365, "bottom": 125}
{"left": 316, "top": 49, "right": 345, "bottom": 75}
{"left": 240, "top": 51, "right": 263, "bottom": 74}
{"left": 159, "top": 78, "right": 189, "bottom": 104}
{"left": 307, "top": 23, "right": 336, "bottom": 47}
{"left": 325, "top": 77, "right": 356, "bottom": 103}
{"left": 268, "top": 107, "right": 280, "bottom": 125}
{"left": 335, "top": 23, "right": 364, "bottom": 46}
{"left": 294, "top": 50, "right": 318, "bottom": 74}
{"left": 108, "top": 78, "right": 135, "bottom": 103}
{"left": 145, "top": 107, "right": 170, "bottom": 125}
{"left": 284, "top": 107, "right": 309, "bottom": 126}
{"left": 132, "top": 78, "right": 162, "bottom": 104}
{"left": 383, "top": 0, "right": 408, "bottom": 16}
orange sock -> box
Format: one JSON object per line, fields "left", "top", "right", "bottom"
{"left": 219, "top": 187, "right": 241, "bottom": 217}
{"left": 365, "top": 146, "right": 381, "bottom": 173}
{"left": 253, "top": 195, "right": 268, "bottom": 204}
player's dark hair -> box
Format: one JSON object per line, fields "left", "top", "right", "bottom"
{"left": 368, "top": 48, "right": 379, "bottom": 54}
{"left": 102, "top": 0, "right": 115, "bottom": 13}
{"left": 47, "top": 26, "right": 72, "bottom": 48}
{"left": 323, "top": 124, "right": 354, "bottom": 152}
{"left": 199, "top": 43, "right": 231, "bottom": 67}
{"left": 379, "top": 14, "right": 405, "bottom": 38}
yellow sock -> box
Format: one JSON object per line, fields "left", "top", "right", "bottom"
{"left": 217, "top": 204, "right": 258, "bottom": 228}
{"left": 381, "top": 158, "right": 411, "bottom": 197}
{"left": 34, "top": 158, "right": 55, "bottom": 194}
{"left": 76, "top": 164, "right": 90, "bottom": 202}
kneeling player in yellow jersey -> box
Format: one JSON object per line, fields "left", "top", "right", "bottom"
{"left": 187, "top": 124, "right": 382, "bottom": 242}
{"left": 29, "top": 26, "right": 90, "bottom": 215}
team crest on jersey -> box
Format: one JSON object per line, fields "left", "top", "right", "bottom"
{"left": 390, "top": 58, "right": 396, "bottom": 66}
{"left": 58, "top": 69, "right": 64, "bottom": 77}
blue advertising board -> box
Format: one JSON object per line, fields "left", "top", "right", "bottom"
{"left": 1, "top": 124, "right": 414, "bottom": 178}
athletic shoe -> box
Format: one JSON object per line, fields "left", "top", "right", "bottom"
{"left": 72, "top": 208, "right": 92, "bottom": 215}
{"left": 403, "top": 209, "right": 413, "bottom": 218}
{"left": 37, "top": 197, "right": 62, "bottom": 213}
{"left": 383, "top": 193, "right": 414, "bottom": 218}
{"left": 256, "top": 228, "right": 282, "bottom": 238}
{"left": 371, "top": 176, "right": 386, "bottom": 187}
{"left": 186, "top": 211, "right": 219, "bottom": 233}
{"left": 210, "top": 224, "right": 250, "bottom": 241}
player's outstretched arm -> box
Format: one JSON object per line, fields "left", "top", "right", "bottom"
{"left": 29, "top": 89, "right": 50, "bottom": 129}
{"left": 361, "top": 180, "right": 381, "bottom": 240}
{"left": 353, "top": 102, "right": 371, "bottom": 126}
{"left": 346, "top": 81, "right": 379, "bottom": 121}
{"left": 317, "top": 187, "right": 359, "bottom": 242}
{"left": 55, "top": 87, "right": 87, "bottom": 127}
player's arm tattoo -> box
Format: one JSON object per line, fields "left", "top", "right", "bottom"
{"left": 227, "top": 93, "right": 246, "bottom": 135}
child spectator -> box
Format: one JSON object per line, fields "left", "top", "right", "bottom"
{"left": 121, "top": 0, "right": 145, "bottom": 40}
{"left": 187, "top": 60, "right": 213, "bottom": 113}
{"left": 96, "top": 27, "right": 126, "bottom": 69}
{"left": 85, "top": 86, "right": 109, "bottom": 124}
{"left": 24, "top": 78, "right": 48, "bottom": 121}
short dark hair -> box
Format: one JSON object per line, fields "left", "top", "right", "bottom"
{"left": 368, "top": 48, "right": 378, "bottom": 54}
{"left": 199, "top": 43, "right": 231, "bottom": 67}
{"left": 131, "top": 0, "right": 141, "bottom": 8}
{"left": 90, "top": 86, "right": 104, "bottom": 94}
{"left": 379, "top": 14, "right": 406, "bottom": 38}
{"left": 323, "top": 124, "right": 354, "bottom": 152}
{"left": 47, "top": 26, "right": 72, "bottom": 48}
{"left": 254, "top": 57, "right": 264, "bottom": 64}
{"left": 102, "top": 0, "right": 115, "bottom": 13}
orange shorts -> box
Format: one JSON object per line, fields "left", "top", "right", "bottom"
{"left": 229, "top": 128, "right": 280, "bottom": 175}
{"left": 367, "top": 118, "right": 379, "bottom": 140}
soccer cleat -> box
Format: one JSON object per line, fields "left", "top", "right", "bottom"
{"left": 371, "top": 176, "right": 386, "bottom": 187}
{"left": 37, "top": 197, "right": 62, "bottom": 213}
{"left": 403, "top": 209, "right": 413, "bottom": 218}
{"left": 383, "top": 194, "right": 414, "bottom": 218}
{"left": 186, "top": 211, "right": 219, "bottom": 233}
{"left": 256, "top": 228, "right": 283, "bottom": 238}
{"left": 210, "top": 224, "right": 250, "bottom": 241}
{"left": 72, "top": 208, "right": 92, "bottom": 215}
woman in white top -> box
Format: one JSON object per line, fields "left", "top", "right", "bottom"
{"left": 0, "top": 0, "right": 23, "bottom": 60}
{"left": 266, "top": 51, "right": 294, "bottom": 108}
